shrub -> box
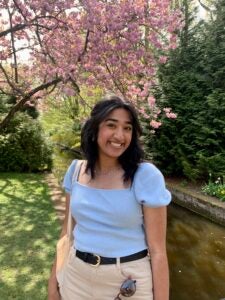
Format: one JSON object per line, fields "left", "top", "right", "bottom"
{"left": 0, "top": 113, "right": 52, "bottom": 172}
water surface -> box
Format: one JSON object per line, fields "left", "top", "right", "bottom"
{"left": 167, "top": 203, "right": 225, "bottom": 300}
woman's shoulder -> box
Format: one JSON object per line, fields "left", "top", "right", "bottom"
{"left": 62, "top": 159, "right": 83, "bottom": 193}
{"left": 134, "top": 161, "right": 167, "bottom": 192}
{"left": 134, "top": 161, "right": 171, "bottom": 207}
{"left": 136, "top": 161, "right": 163, "bottom": 177}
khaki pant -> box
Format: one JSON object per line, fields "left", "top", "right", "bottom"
{"left": 60, "top": 248, "right": 153, "bottom": 300}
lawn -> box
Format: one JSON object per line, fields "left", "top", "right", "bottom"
{"left": 0, "top": 172, "right": 60, "bottom": 300}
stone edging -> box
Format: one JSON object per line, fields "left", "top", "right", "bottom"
{"left": 167, "top": 183, "right": 225, "bottom": 227}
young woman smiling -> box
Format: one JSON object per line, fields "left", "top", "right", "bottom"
{"left": 48, "top": 95, "right": 171, "bottom": 300}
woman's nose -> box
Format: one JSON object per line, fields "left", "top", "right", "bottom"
{"left": 113, "top": 127, "right": 124, "bottom": 139}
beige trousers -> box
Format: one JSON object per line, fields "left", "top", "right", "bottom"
{"left": 60, "top": 248, "right": 153, "bottom": 300}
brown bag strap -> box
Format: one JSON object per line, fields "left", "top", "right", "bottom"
{"left": 67, "top": 160, "right": 83, "bottom": 238}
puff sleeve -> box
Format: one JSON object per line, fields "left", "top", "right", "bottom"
{"left": 134, "top": 162, "right": 171, "bottom": 207}
{"left": 62, "top": 160, "right": 77, "bottom": 194}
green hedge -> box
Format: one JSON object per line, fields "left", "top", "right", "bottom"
{"left": 0, "top": 113, "right": 52, "bottom": 172}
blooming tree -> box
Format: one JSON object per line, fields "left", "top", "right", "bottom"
{"left": 0, "top": 0, "right": 182, "bottom": 129}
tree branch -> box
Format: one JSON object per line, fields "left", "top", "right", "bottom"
{"left": 0, "top": 63, "right": 23, "bottom": 94}
{"left": 12, "top": 0, "right": 28, "bottom": 21}
{"left": 198, "top": 0, "right": 212, "bottom": 12}
{"left": 7, "top": 7, "right": 19, "bottom": 83}
{"left": 104, "top": 60, "right": 126, "bottom": 96}
{"left": 0, "top": 23, "right": 27, "bottom": 38}
{"left": 0, "top": 14, "right": 68, "bottom": 38}
{"left": 77, "top": 29, "right": 90, "bottom": 62}
{"left": 34, "top": 21, "right": 56, "bottom": 64}
{"left": 0, "top": 77, "right": 62, "bottom": 130}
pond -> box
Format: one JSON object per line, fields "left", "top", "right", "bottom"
{"left": 167, "top": 203, "right": 225, "bottom": 300}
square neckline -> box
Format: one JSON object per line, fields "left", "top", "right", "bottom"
{"left": 75, "top": 160, "right": 132, "bottom": 191}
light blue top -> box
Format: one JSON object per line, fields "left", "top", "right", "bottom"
{"left": 63, "top": 160, "right": 171, "bottom": 257}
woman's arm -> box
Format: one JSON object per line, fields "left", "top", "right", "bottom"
{"left": 143, "top": 206, "right": 169, "bottom": 300}
{"left": 48, "top": 193, "right": 76, "bottom": 300}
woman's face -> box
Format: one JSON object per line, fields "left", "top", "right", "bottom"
{"left": 97, "top": 108, "right": 133, "bottom": 160}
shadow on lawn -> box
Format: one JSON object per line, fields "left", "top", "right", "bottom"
{"left": 0, "top": 173, "right": 60, "bottom": 300}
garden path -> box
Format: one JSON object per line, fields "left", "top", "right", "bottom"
{"left": 45, "top": 173, "right": 66, "bottom": 224}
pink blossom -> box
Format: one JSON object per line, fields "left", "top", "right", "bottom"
{"left": 0, "top": 0, "right": 182, "bottom": 129}
{"left": 169, "top": 43, "right": 177, "bottom": 50}
{"left": 148, "top": 96, "right": 156, "bottom": 107}
{"left": 139, "top": 89, "right": 148, "bottom": 98}
{"left": 166, "top": 112, "right": 177, "bottom": 119}
{"left": 163, "top": 107, "right": 171, "bottom": 113}
{"left": 139, "top": 107, "right": 150, "bottom": 119}
{"left": 150, "top": 120, "right": 162, "bottom": 129}
{"left": 159, "top": 56, "right": 168, "bottom": 64}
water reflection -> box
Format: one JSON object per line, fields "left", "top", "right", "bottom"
{"left": 167, "top": 203, "right": 225, "bottom": 300}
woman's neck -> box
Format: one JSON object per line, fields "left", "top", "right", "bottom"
{"left": 95, "top": 157, "right": 121, "bottom": 174}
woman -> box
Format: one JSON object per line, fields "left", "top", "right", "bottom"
{"left": 48, "top": 95, "right": 171, "bottom": 300}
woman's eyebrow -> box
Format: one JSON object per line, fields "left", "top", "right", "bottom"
{"left": 105, "top": 118, "right": 132, "bottom": 125}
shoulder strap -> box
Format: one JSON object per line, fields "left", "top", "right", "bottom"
{"left": 72, "top": 160, "right": 83, "bottom": 185}
{"left": 67, "top": 160, "right": 83, "bottom": 238}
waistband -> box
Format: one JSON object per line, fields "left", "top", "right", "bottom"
{"left": 76, "top": 249, "right": 148, "bottom": 266}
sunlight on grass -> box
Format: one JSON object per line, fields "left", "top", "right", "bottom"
{"left": 0, "top": 172, "right": 60, "bottom": 300}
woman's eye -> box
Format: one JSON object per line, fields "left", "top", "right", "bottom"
{"left": 125, "top": 126, "right": 132, "bottom": 131}
{"left": 107, "top": 123, "right": 116, "bottom": 128}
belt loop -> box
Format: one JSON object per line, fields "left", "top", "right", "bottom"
{"left": 116, "top": 257, "right": 121, "bottom": 269}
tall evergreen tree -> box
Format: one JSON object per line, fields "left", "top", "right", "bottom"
{"left": 149, "top": 0, "right": 225, "bottom": 181}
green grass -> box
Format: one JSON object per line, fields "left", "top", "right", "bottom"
{"left": 0, "top": 172, "right": 60, "bottom": 300}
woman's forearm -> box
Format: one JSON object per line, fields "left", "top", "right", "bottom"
{"left": 150, "top": 252, "right": 169, "bottom": 300}
{"left": 48, "top": 194, "right": 75, "bottom": 299}
{"left": 48, "top": 257, "right": 59, "bottom": 297}
{"left": 48, "top": 201, "right": 70, "bottom": 294}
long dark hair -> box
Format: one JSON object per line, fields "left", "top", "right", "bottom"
{"left": 81, "top": 95, "right": 144, "bottom": 183}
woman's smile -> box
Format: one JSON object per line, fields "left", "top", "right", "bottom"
{"left": 108, "top": 141, "right": 124, "bottom": 148}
